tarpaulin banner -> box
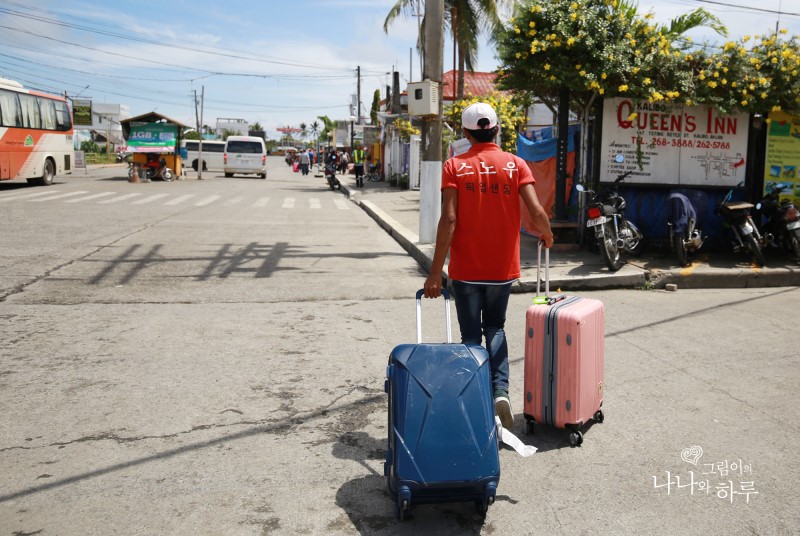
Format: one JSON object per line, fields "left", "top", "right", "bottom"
{"left": 763, "top": 111, "right": 800, "bottom": 203}
{"left": 126, "top": 123, "right": 178, "bottom": 153}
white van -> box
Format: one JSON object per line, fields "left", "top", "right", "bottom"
{"left": 181, "top": 140, "right": 225, "bottom": 172}
{"left": 224, "top": 136, "right": 267, "bottom": 178}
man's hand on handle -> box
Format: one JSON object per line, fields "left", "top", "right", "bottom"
{"left": 423, "top": 273, "right": 442, "bottom": 299}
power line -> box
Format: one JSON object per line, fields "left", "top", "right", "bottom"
{"left": 0, "top": 5, "right": 355, "bottom": 72}
{"left": 695, "top": 0, "right": 800, "bottom": 17}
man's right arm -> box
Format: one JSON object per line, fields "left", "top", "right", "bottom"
{"left": 520, "top": 183, "right": 554, "bottom": 248}
{"left": 424, "top": 188, "right": 458, "bottom": 298}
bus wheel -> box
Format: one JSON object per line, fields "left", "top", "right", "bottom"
{"left": 34, "top": 158, "right": 56, "bottom": 186}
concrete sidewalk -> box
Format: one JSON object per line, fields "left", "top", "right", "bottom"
{"left": 334, "top": 170, "right": 800, "bottom": 292}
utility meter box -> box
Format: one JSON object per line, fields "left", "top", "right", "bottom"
{"left": 407, "top": 80, "right": 439, "bottom": 116}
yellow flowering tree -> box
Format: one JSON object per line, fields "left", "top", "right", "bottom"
{"left": 445, "top": 93, "right": 527, "bottom": 153}
{"left": 691, "top": 31, "right": 800, "bottom": 114}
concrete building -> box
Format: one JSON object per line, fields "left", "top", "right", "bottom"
{"left": 215, "top": 118, "right": 249, "bottom": 137}
{"left": 73, "top": 102, "right": 130, "bottom": 151}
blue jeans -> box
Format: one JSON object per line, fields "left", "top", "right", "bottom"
{"left": 451, "top": 280, "right": 512, "bottom": 394}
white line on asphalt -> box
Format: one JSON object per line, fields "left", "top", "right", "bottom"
{"left": 224, "top": 196, "right": 244, "bottom": 206}
{"left": 132, "top": 193, "right": 169, "bottom": 205}
{"left": 29, "top": 191, "right": 89, "bottom": 202}
{"left": 64, "top": 192, "right": 116, "bottom": 203}
{"left": 164, "top": 194, "right": 195, "bottom": 206}
{"left": 0, "top": 190, "right": 57, "bottom": 202}
{"left": 309, "top": 198, "right": 321, "bottom": 209}
{"left": 195, "top": 195, "right": 221, "bottom": 206}
{"left": 253, "top": 197, "right": 270, "bottom": 207}
{"left": 282, "top": 197, "right": 295, "bottom": 209}
{"left": 334, "top": 199, "right": 350, "bottom": 210}
{"left": 98, "top": 193, "right": 142, "bottom": 204}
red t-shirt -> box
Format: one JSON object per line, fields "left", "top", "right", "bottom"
{"left": 442, "top": 142, "right": 535, "bottom": 281}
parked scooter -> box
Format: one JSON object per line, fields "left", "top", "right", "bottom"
{"left": 758, "top": 183, "right": 800, "bottom": 262}
{"left": 716, "top": 182, "right": 768, "bottom": 267}
{"left": 325, "top": 162, "right": 340, "bottom": 191}
{"left": 666, "top": 191, "right": 706, "bottom": 267}
{"left": 577, "top": 171, "right": 643, "bottom": 271}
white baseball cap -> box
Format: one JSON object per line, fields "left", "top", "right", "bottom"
{"left": 461, "top": 102, "right": 498, "bottom": 130}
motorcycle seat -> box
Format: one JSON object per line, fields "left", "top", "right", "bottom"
{"left": 721, "top": 201, "right": 754, "bottom": 211}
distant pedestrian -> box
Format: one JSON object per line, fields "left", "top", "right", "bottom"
{"left": 299, "top": 149, "right": 310, "bottom": 175}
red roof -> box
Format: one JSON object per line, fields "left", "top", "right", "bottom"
{"left": 441, "top": 70, "right": 499, "bottom": 101}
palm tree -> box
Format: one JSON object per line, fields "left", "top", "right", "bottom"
{"left": 299, "top": 122, "right": 308, "bottom": 144}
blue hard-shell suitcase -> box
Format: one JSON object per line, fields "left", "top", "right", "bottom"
{"left": 384, "top": 289, "right": 500, "bottom": 520}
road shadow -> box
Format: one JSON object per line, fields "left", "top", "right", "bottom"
{"left": 333, "top": 431, "right": 489, "bottom": 534}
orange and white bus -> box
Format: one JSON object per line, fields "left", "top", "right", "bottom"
{"left": 0, "top": 78, "right": 74, "bottom": 186}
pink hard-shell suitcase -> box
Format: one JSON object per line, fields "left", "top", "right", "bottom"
{"left": 523, "top": 245, "right": 605, "bottom": 446}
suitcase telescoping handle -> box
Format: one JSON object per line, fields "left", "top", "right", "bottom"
{"left": 536, "top": 242, "right": 550, "bottom": 299}
{"left": 415, "top": 289, "right": 453, "bottom": 344}
{"left": 535, "top": 243, "right": 566, "bottom": 305}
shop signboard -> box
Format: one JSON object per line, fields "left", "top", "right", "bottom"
{"left": 600, "top": 98, "right": 749, "bottom": 187}
{"left": 763, "top": 111, "right": 800, "bottom": 202}
{"left": 73, "top": 99, "right": 93, "bottom": 126}
{"left": 126, "top": 123, "right": 178, "bottom": 153}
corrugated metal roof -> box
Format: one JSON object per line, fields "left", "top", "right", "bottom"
{"left": 441, "top": 70, "right": 499, "bottom": 101}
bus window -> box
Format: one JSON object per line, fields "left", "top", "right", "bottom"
{"left": 0, "top": 88, "right": 21, "bottom": 127}
{"left": 19, "top": 93, "right": 41, "bottom": 129}
{"left": 39, "top": 97, "right": 56, "bottom": 130}
{"left": 54, "top": 100, "right": 71, "bottom": 131}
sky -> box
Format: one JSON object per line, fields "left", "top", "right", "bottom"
{"left": 0, "top": 0, "right": 798, "bottom": 140}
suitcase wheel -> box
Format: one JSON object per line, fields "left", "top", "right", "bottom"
{"left": 524, "top": 418, "right": 535, "bottom": 435}
{"left": 594, "top": 410, "right": 605, "bottom": 423}
{"left": 569, "top": 431, "right": 584, "bottom": 447}
{"left": 475, "top": 498, "right": 489, "bottom": 515}
{"left": 396, "top": 499, "right": 409, "bottom": 521}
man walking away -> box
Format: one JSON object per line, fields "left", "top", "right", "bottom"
{"left": 423, "top": 102, "right": 554, "bottom": 431}
{"left": 299, "top": 149, "right": 310, "bottom": 176}
{"left": 353, "top": 145, "right": 366, "bottom": 187}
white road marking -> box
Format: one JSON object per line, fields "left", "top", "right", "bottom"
{"left": 282, "top": 197, "right": 295, "bottom": 209}
{"left": 334, "top": 199, "right": 350, "bottom": 210}
{"left": 64, "top": 192, "right": 116, "bottom": 203}
{"left": 195, "top": 195, "right": 221, "bottom": 207}
{"left": 224, "top": 196, "right": 244, "bottom": 206}
{"left": 164, "top": 194, "right": 196, "bottom": 206}
{"left": 309, "top": 198, "right": 321, "bottom": 209}
{"left": 98, "top": 193, "right": 142, "bottom": 204}
{"left": 253, "top": 197, "right": 270, "bottom": 207}
{"left": 0, "top": 190, "right": 56, "bottom": 202}
{"left": 132, "top": 194, "right": 169, "bottom": 205}
{"left": 29, "top": 191, "right": 89, "bottom": 202}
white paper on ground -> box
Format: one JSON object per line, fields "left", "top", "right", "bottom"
{"left": 495, "top": 416, "right": 537, "bottom": 457}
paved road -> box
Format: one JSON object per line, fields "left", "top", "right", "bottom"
{"left": 1, "top": 158, "right": 798, "bottom": 535}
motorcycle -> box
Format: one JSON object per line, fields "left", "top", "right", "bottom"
{"left": 666, "top": 190, "right": 706, "bottom": 267}
{"left": 127, "top": 157, "right": 175, "bottom": 182}
{"left": 758, "top": 183, "right": 800, "bottom": 262}
{"left": 716, "top": 183, "right": 768, "bottom": 267}
{"left": 325, "top": 162, "right": 340, "bottom": 191}
{"left": 577, "top": 171, "right": 643, "bottom": 271}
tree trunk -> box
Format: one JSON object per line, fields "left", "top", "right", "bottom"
{"left": 457, "top": 45, "right": 465, "bottom": 99}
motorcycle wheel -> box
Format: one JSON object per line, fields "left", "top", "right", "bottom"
{"left": 789, "top": 231, "right": 800, "bottom": 262}
{"left": 744, "top": 233, "right": 767, "bottom": 267}
{"left": 600, "top": 222, "right": 623, "bottom": 271}
{"left": 161, "top": 168, "right": 175, "bottom": 182}
{"left": 675, "top": 234, "right": 689, "bottom": 267}
{"left": 625, "top": 220, "right": 644, "bottom": 255}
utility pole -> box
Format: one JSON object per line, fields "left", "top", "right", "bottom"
{"left": 357, "top": 66, "right": 362, "bottom": 124}
{"left": 198, "top": 85, "right": 205, "bottom": 180}
{"left": 419, "top": 0, "right": 444, "bottom": 244}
